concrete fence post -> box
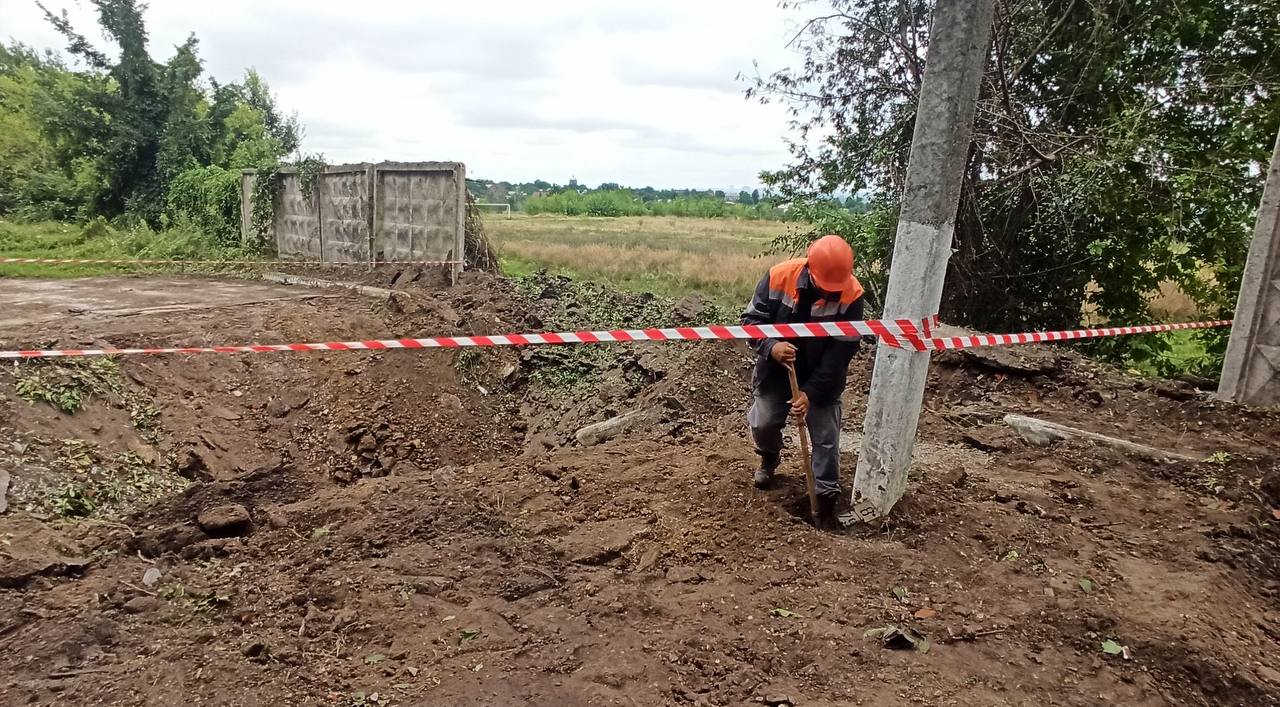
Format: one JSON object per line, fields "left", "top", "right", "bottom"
{"left": 1218, "top": 126, "right": 1280, "bottom": 407}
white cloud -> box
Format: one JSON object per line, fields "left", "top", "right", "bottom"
{"left": 2, "top": 0, "right": 804, "bottom": 189}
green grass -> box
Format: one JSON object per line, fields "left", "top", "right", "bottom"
{"left": 1127, "top": 329, "right": 1216, "bottom": 378}
{"left": 485, "top": 214, "right": 793, "bottom": 307}
{"left": 34, "top": 441, "right": 186, "bottom": 519}
{"left": 0, "top": 218, "right": 256, "bottom": 278}
{"left": 1162, "top": 331, "right": 1214, "bottom": 370}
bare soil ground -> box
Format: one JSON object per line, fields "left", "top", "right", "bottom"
{"left": 0, "top": 272, "right": 1278, "bottom": 707}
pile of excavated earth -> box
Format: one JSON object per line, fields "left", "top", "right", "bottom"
{"left": 0, "top": 269, "right": 1278, "bottom": 706}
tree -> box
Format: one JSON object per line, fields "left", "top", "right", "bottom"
{"left": 240, "top": 69, "right": 300, "bottom": 155}
{"left": 18, "top": 0, "right": 298, "bottom": 229}
{"left": 0, "top": 45, "right": 59, "bottom": 215}
{"left": 751, "top": 0, "right": 1280, "bottom": 369}
{"left": 156, "top": 36, "right": 211, "bottom": 182}
{"left": 739, "top": 190, "right": 754, "bottom": 204}
{"left": 844, "top": 194, "right": 869, "bottom": 212}
{"left": 751, "top": 188, "right": 760, "bottom": 204}
{"left": 42, "top": 0, "right": 166, "bottom": 220}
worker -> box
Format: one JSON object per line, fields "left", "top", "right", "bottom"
{"left": 741, "top": 234, "right": 865, "bottom": 527}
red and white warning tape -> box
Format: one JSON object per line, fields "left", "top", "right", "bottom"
{"left": 0, "top": 320, "right": 917, "bottom": 359}
{"left": 0, "top": 257, "right": 460, "bottom": 267}
{"left": 0, "top": 318, "right": 1230, "bottom": 360}
{"left": 914, "top": 319, "right": 1232, "bottom": 351}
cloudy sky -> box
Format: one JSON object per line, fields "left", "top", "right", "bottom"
{"left": 3, "top": 0, "right": 807, "bottom": 190}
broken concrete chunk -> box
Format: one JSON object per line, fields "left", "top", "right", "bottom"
{"left": 574, "top": 408, "right": 658, "bottom": 447}
{"left": 1004, "top": 415, "right": 1062, "bottom": 447}
{"left": 437, "top": 393, "right": 465, "bottom": 413}
{"left": 197, "top": 504, "right": 252, "bottom": 537}
{"left": 1004, "top": 414, "right": 1197, "bottom": 462}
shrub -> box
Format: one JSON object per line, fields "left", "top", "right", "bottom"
{"left": 165, "top": 165, "right": 241, "bottom": 243}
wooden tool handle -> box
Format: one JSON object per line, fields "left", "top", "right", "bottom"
{"left": 785, "top": 363, "right": 819, "bottom": 523}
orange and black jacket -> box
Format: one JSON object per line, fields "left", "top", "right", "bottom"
{"left": 741, "top": 258, "right": 865, "bottom": 406}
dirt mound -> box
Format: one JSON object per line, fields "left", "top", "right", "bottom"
{"left": 1, "top": 271, "right": 1278, "bottom": 706}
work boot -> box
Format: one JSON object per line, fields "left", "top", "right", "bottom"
{"left": 816, "top": 492, "right": 840, "bottom": 530}
{"left": 753, "top": 453, "right": 780, "bottom": 489}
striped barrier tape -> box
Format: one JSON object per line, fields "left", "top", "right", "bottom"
{"left": 912, "top": 320, "right": 1232, "bottom": 351}
{"left": 0, "top": 318, "right": 1230, "bottom": 360}
{"left": 0, "top": 257, "right": 461, "bottom": 267}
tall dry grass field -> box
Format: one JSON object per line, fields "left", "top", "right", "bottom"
{"left": 485, "top": 214, "right": 795, "bottom": 306}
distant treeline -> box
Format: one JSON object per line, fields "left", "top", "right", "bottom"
{"left": 467, "top": 178, "right": 870, "bottom": 219}
{"left": 523, "top": 189, "right": 786, "bottom": 218}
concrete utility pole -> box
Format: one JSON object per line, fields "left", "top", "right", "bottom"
{"left": 850, "top": 0, "right": 995, "bottom": 520}
{"left": 1219, "top": 127, "right": 1280, "bottom": 407}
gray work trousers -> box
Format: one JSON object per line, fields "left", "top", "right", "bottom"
{"left": 748, "top": 393, "right": 843, "bottom": 496}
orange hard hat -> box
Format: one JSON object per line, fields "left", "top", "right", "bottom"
{"left": 806, "top": 234, "right": 855, "bottom": 292}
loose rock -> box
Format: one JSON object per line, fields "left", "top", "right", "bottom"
{"left": 940, "top": 468, "right": 969, "bottom": 487}
{"left": 142, "top": 567, "right": 162, "bottom": 588}
{"left": 197, "top": 504, "right": 252, "bottom": 537}
{"left": 1261, "top": 467, "right": 1280, "bottom": 506}
{"left": 242, "top": 641, "right": 267, "bottom": 658}
{"left": 124, "top": 596, "right": 161, "bottom": 614}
